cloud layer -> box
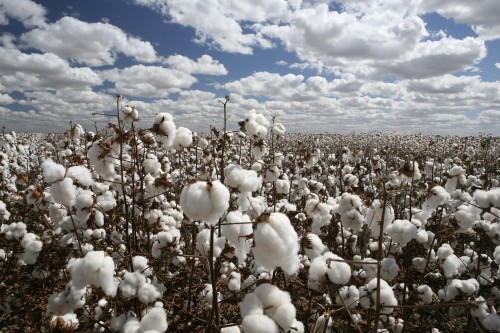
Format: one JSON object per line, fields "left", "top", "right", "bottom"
{"left": 0, "top": 0, "right": 498, "bottom": 135}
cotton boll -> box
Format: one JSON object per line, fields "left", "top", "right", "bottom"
{"left": 366, "top": 278, "right": 398, "bottom": 314}
{"left": 309, "top": 252, "right": 351, "bottom": 288}
{"left": 385, "top": 219, "right": 418, "bottom": 246}
{"left": 67, "top": 251, "right": 117, "bottom": 297}
{"left": 196, "top": 228, "right": 226, "bottom": 258}
{"left": 172, "top": 127, "right": 192, "bottom": 149}
{"left": 221, "top": 211, "right": 253, "bottom": 264}
{"left": 421, "top": 186, "right": 451, "bottom": 221}
{"left": 180, "top": 180, "right": 230, "bottom": 225}
{"left": 381, "top": 257, "right": 399, "bottom": 281}
{"left": 275, "top": 179, "right": 290, "bottom": 194}
{"left": 270, "top": 303, "right": 296, "bottom": 330}
{"left": 364, "top": 200, "right": 394, "bottom": 238}
{"left": 51, "top": 178, "right": 77, "bottom": 207}
{"left": 19, "top": 232, "right": 42, "bottom": 265}
{"left": 50, "top": 313, "right": 79, "bottom": 332}
{"left": 441, "top": 254, "right": 464, "bottom": 278}
{"left": 474, "top": 190, "right": 491, "bottom": 209}
{"left": 335, "top": 285, "right": 360, "bottom": 308}
{"left": 303, "top": 233, "right": 328, "bottom": 260}
{"left": 224, "top": 165, "right": 261, "bottom": 193}
{"left": 66, "top": 166, "right": 94, "bottom": 186}
{"left": 252, "top": 213, "right": 300, "bottom": 275}
{"left": 122, "top": 316, "right": 141, "bottom": 333}
{"left": 482, "top": 312, "right": 500, "bottom": 331}
{"left": 240, "top": 292, "right": 264, "bottom": 317}
{"left": 437, "top": 243, "right": 454, "bottom": 260}
{"left": 242, "top": 314, "right": 279, "bottom": 333}
{"left": 417, "top": 285, "right": 433, "bottom": 304}
{"left": 154, "top": 113, "right": 176, "bottom": 150}
{"left": 41, "top": 159, "right": 66, "bottom": 183}
{"left": 138, "top": 283, "right": 162, "bottom": 305}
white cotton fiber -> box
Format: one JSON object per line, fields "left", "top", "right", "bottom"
{"left": 50, "top": 177, "right": 77, "bottom": 207}
{"left": 66, "top": 165, "right": 94, "bottom": 186}
{"left": 41, "top": 159, "right": 66, "bottom": 183}
{"left": 172, "top": 126, "right": 192, "bottom": 149}
{"left": 224, "top": 164, "right": 261, "bottom": 192}
{"left": 180, "top": 180, "right": 230, "bottom": 225}
{"left": 67, "top": 250, "right": 117, "bottom": 296}
{"left": 242, "top": 314, "right": 279, "bottom": 333}
{"left": 252, "top": 213, "right": 300, "bottom": 275}
{"left": 139, "top": 303, "right": 168, "bottom": 332}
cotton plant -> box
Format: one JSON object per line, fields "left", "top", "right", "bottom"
{"left": 239, "top": 283, "right": 304, "bottom": 333}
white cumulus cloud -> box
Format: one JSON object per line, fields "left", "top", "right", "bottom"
{"left": 0, "top": 0, "right": 46, "bottom": 27}
{"left": 21, "top": 16, "right": 159, "bottom": 66}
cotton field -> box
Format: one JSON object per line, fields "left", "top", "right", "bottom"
{"left": 0, "top": 96, "right": 499, "bottom": 333}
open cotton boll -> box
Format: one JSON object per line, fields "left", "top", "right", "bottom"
{"left": 196, "top": 228, "right": 226, "bottom": 258}
{"left": 198, "top": 283, "right": 223, "bottom": 310}
{"left": 143, "top": 156, "right": 162, "bottom": 175}
{"left": 221, "top": 211, "right": 253, "bottom": 264}
{"left": 1, "top": 221, "right": 27, "bottom": 239}
{"left": 335, "top": 285, "right": 360, "bottom": 308}
{"left": 309, "top": 252, "right": 351, "bottom": 288}
{"left": 154, "top": 115, "right": 176, "bottom": 150}
{"left": 139, "top": 303, "right": 168, "bottom": 332}
{"left": 275, "top": 178, "right": 290, "bottom": 194}
{"left": 381, "top": 257, "right": 399, "bottom": 281}
{"left": 420, "top": 186, "right": 451, "bottom": 221}
{"left": 240, "top": 292, "right": 264, "bottom": 317}
{"left": 303, "top": 233, "right": 328, "bottom": 260}
{"left": 224, "top": 165, "right": 261, "bottom": 193}
{"left": 41, "top": 159, "right": 66, "bottom": 183}
{"left": 366, "top": 278, "right": 398, "bottom": 314}
{"left": 50, "top": 177, "right": 77, "bottom": 207}
{"left": 180, "top": 180, "right": 229, "bottom": 225}
{"left": 66, "top": 165, "right": 94, "bottom": 186}
{"left": 18, "top": 232, "right": 42, "bottom": 265}
{"left": 441, "top": 254, "right": 465, "bottom": 278}
{"left": 172, "top": 126, "right": 192, "bottom": 149}
{"left": 364, "top": 200, "right": 394, "bottom": 238}
{"left": 251, "top": 141, "right": 268, "bottom": 159}
{"left": 67, "top": 250, "right": 117, "bottom": 297}
{"left": 0, "top": 200, "right": 11, "bottom": 221}
{"left": 252, "top": 213, "right": 300, "bottom": 275}
{"left": 272, "top": 122, "right": 286, "bottom": 137}
{"left": 385, "top": 219, "right": 418, "bottom": 246}
{"left": 242, "top": 314, "right": 279, "bottom": 333}
{"left": 50, "top": 313, "right": 79, "bottom": 332}
{"left": 482, "top": 312, "right": 500, "bottom": 331}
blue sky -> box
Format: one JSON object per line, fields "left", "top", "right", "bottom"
{"left": 0, "top": 0, "right": 499, "bottom": 135}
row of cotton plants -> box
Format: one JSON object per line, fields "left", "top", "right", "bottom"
{"left": 0, "top": 95, "right": 499, "bottom": 333}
